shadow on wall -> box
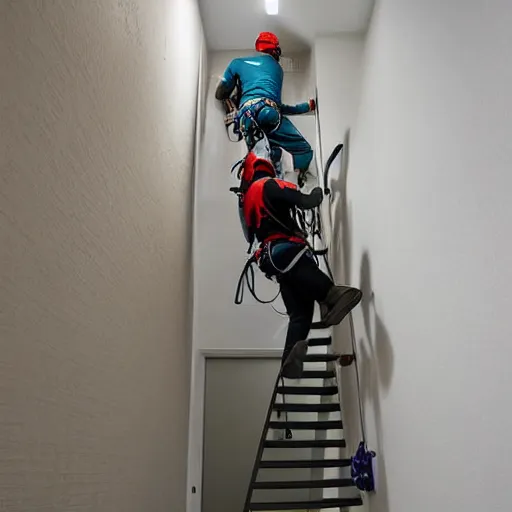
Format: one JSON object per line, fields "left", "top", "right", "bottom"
{"left": 358, "top": 251, "right": 394, "bottom": 512}
{"left": 359, "top": 252, "right": 394, "bottom": 392}
{"left": 328, "top": 136, "right": 394, "bottom": 511}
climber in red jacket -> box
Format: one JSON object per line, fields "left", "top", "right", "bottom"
{"left": 237, "top": 144, "right": 362, "bottom": 379}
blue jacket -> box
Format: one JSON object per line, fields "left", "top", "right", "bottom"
{"left": 220, "top": 53, "right": 310, "bottom": 115}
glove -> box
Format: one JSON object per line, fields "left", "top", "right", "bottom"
{"left": 309, "top": 186, "right": 323, "bottom": 205}
{"left": 309, "top": 98, "right": 316, "bottom": 112}
{"left": 300, "top": 186, "right": 323, "bottom": 209}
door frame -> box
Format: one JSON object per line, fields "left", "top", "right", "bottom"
{"left": 187, "top": 348, "right": 282, "bottom": 512}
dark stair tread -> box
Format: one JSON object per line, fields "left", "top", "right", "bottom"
{"left": 263, "top": 439, "right": 346, "bottom": 449}
{"left": 300, "top": 370, "right": 336, "bottom": 379}
{"left": 260, "top": 458, "right": 352, "bottom": 469}
{"left": 307, "top": 336, "right": 332, "bottom": 347}
{"left": 269, "top": 420, "right": 342, "bottom": 430}
{"left": 277, "top": 385, "right": 338, "bottom": 395}
{"left": 305, "top": 353, "right": 339, "bottom": 362}
{"left": 250, "top": 497, "right": 363, "bottom": 510}
{"left": 253, "top": 478, "right": 354, "bottom": 490}
{"left": 311, "top": 321, "right": 328, "bottom": 330}
{"left": 273, "top": 402, "right": 340, "bottom": 413}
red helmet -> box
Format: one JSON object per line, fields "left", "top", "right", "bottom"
{"left": 255, "top": 32, "right": 281, "bottom": 57}
{"left": 240, "top": 151, "right": 275, "bottom": 185}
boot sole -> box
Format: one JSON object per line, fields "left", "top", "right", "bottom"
{"left": 322, "top": 289, "right": 362, "bottom": 327}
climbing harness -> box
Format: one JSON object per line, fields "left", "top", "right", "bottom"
{"left": 268, "top": 242, "right": 308, "bottom": 274}
{"left": 223, "top": 94, "right": 288, "bottom": 179}
{"left": 239, "top": 98, "right": 282, "bottom": 135}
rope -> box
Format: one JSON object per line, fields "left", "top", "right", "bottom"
{"left": 234, "top": 258, "right": 280, "bottom": 305}
{"left": 349, "top": 312, "right": 367, "bottom": 443}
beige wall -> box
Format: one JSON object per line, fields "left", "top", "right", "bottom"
{"left": 0, "top": 1, "right": 203, "bottom": 510}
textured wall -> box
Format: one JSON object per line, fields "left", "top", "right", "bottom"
{"left": 0, "top": 1, "right": 203, "bottom": 511}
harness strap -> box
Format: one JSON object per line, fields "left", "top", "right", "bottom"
{"left": 234, "top": 256, "right": 280, "bottom": 305}
{"left": 230, "top": 158, "right": 245, "bottom": 176}
{"left": 262, "top": 234, "right": 305, "bottom": 245}
{"left": 268, "top": 243, "right": 308, "bottom": 274}
{"left": 241, "top": 97, "right": 279, "bottom": 111}
{"left": 239, "top": 99, "right": 282, "bottom": 142}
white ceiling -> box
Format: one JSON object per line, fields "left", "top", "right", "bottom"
{"left": 199, "top": 0, "right": 375, "bottom": 51}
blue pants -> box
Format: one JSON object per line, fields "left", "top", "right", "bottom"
{"left": 239, "top": 104, "right": 313, "bottom": 172}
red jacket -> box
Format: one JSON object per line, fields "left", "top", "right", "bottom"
{"left": 243, "top": 177, "right": 322, "bottom": 247}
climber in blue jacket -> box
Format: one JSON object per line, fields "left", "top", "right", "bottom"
{"left": 215, "top": 31, "right": 315, "bottom": 177}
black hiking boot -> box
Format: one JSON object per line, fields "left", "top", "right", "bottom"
{"left": 281, "top": 340, "right": 309, "bottom": 379}
{"left": 319, "top": 286, "right": 362, "bottom": 327}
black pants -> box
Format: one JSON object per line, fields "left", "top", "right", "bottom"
{"left": 260, "top": 242, "right": 333, "bottom": 363}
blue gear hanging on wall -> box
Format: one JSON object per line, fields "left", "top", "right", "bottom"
{"left": 351, "top": 441, "right": 376, "bottom": 492}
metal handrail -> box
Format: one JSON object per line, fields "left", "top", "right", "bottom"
{"left": 323, "top": 143, "right": 344, "bottom": 195}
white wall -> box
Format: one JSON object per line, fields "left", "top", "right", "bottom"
{"left": 315, "top": 35, "right": 365, "bottom": 174}
{"left": 338, "top": 1, "right": 512, "bottom": 511}
{"left": 313, "top": 34, "right": 365, "bottom": 286}
{"left": 187, "top": 49, "right": 317, "bottom": 512}
{"left": 313, "top": 33, "right": 367, "bottom": 505}
{"left": 0, "top": 1, "right": 203, "bottom": 510}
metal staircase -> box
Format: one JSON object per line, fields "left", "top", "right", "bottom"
{"left": 242, "top": 333, "right": 364, "bottom": 511}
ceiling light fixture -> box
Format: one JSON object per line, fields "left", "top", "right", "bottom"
{"left": 265, "top": 0, "right": 278, "bottom": 15}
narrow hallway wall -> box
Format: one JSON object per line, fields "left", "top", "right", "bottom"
{"left": 1, "top": 1, "right": 203, "bottom": 510}
{"left": 341, "top": 1, "right": 512, "bottom": 511}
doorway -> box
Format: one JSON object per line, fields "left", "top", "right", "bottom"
{"left": 202, "top": 356, "right": 317, "bottom": 511}
{"left": 202, "top": 357, "right": 280, "bottom": 512}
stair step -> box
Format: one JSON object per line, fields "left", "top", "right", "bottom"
{"left": 300, "top": 370, "right": 336, "bottom": 379}
{"left": 250, "top": 497, "right": 363, "bottom": 510}
{"left": 277, "top": 385, "right": 338, "bottom": 396}
{"left": 260, "top": 458, "right": 352, "bottom": 469}
{"left": 311, "top": 321, "right": 328, "bottom": 330}
{"left": 253, "top": 478, "right": 354, "bottom": 490}
{"left": 273, "top": 402, "right": 340, "bottom": 413}
{"left": 263, "top": 439, "right": 346, "bottom": 449}
{"left": 307, "top": 336, "right": 332, "bottom": 347}
{"left": 269, "top": 420, "right": 342, "bottom": 430}
{"left": 305, "top": 353, "right": 339, "bottom": 362}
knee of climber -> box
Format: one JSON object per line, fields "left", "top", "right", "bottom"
{"left": 294, "top": 146, "right": 313, "bottom": 172}
{"left": 286, "top": 306, "right": 314, "bottom": 341}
